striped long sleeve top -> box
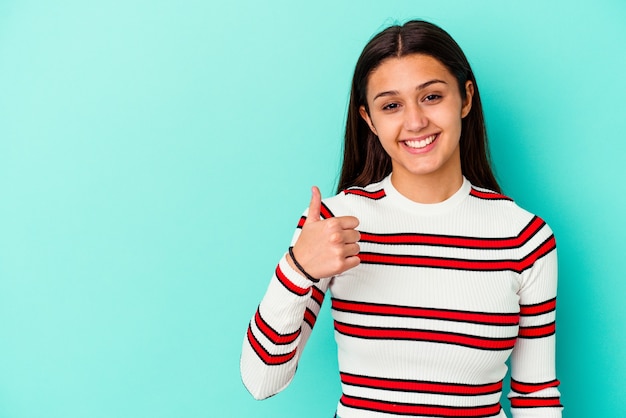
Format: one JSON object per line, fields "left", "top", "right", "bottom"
{"left": 241, "top": 175, "right": 562, "bottom": 418}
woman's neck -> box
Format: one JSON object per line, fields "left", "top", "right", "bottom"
{"left": 390, "top": 171, "right": 464, "bottom": 204}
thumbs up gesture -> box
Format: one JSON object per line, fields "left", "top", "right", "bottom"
{"left": 288, "top": 186, "right": 361, "bottom": 280}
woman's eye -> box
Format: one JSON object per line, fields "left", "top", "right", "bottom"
{"left": 382, "top": 103, "right": 400, "bottom": 111}
{"left": 424, "top": 94, "right": 442, "bottom": 102}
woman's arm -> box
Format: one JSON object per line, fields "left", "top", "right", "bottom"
{"left": 240, "top": 253, "right": 331, "bottom": 399}
{"left": 240, "top": 187, "right": 360, "bottom": 399}
{"left": 509, "top": 224, "right": 563, "bottom": 418}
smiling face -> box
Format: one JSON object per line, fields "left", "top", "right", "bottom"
{"left": 359, "top": 53, "right": 474, "bottom": 201}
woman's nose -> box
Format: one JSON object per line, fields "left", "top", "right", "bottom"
{"left": 404, "top": 104, "right": 427, "bottom": 131}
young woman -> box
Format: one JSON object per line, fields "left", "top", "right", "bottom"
{"left": 241, "top": 20, "right": 562, "bottom": 418}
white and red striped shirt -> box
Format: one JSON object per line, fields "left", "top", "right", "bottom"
{"left": 241, "top": 176, "right": 562, "bottom": 418}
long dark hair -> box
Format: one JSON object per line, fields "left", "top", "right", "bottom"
{"left": 337, "top": 20, "right": 500, "bottom": 193}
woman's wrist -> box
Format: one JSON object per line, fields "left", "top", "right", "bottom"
{"left": 288, "top": 246, "right": 319, "bottom": 282}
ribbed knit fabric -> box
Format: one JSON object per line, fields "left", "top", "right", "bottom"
{"left": 241, "top": 175, "right": 562, "bottom": 418}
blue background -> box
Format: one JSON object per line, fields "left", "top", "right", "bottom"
{"left": 1, "top": 1, "right": 625, "bottom": 417}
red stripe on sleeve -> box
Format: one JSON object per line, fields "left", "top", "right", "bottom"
{"left": 517, "top": 236, "right": 556, "bottom": 272}
{"left": 520, "top": 298, "right": 556, "bottom": 316}
{"left": 254, "top": 309, "right": 300, "bottom": 345}
{"left": 311, "top": 286, "right": 324, "bottom": 306}
{"left": 518, "top": 322, "right": 556, "bottom": 338}
{"left": 275, "top": 264, "right": 310, "bottom": 296}
{"left": 303, "top": 308, "right": 317, "bottom": 328}
{"left": 246, "top": 326, "right": 297, "bottom": 365}
{"left": 511, "top": 379, "right": 560, "bottom": 394}
{"left": 510, "top": 397, "right": 562, "bottom": 408}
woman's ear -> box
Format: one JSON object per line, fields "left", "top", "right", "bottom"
{"left": 359, "top": 105, "right": 377, "bottom": 135}
{"left": 461, "top": 80, "right": 474, "bottom": 118}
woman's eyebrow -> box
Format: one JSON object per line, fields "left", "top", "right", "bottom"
{"left": 372, "top": 79, "right": 447, "bottom": 101}
{"left": 416, "top": 79, "right": 447, "bottom": 90}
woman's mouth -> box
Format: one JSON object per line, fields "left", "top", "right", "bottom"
{"left": 403, "top": 134, "right": 437, "bottom": 149}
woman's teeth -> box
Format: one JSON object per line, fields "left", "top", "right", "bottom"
{"left": 404, "top": 135, "right": 436, "bottom": 149}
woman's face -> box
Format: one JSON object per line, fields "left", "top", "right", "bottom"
{"left": 359, "top": 54, "right": 473, "bottom": 194}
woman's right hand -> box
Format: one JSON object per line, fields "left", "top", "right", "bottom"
{"left": 288, "top": 186, "right": 361, "bottom": 280}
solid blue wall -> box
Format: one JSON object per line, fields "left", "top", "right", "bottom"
{"left": 1, "top": 1, "right": 625, "bottom": 417}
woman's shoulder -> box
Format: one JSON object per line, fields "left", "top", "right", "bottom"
{"left": 467, "top": 184, "right": 515, "bottom": 203}
{"left": 321, "top": 178, "right": 388, "bottom": 216}
{"left": 466, "top": 183, "right": 554, "bottom": 233}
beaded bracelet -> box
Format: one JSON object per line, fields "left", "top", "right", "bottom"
{"left": 288, "top": 246, "right": 319, "bottom": 283}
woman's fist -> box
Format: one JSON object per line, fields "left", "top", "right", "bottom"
{"left": 288, "top": 186, "right": 361, "bottom": 279}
